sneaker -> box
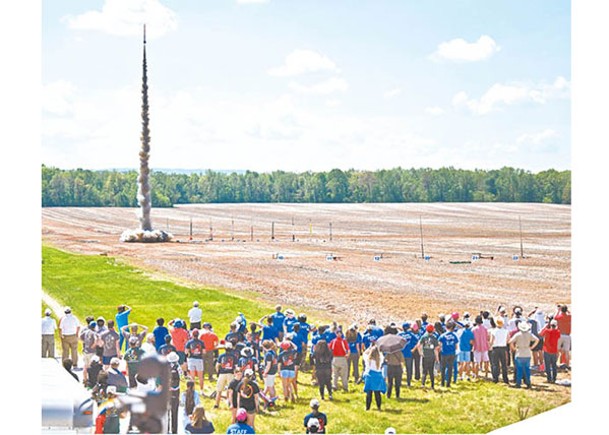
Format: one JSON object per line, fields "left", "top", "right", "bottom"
{"left": 213, "top": 404, "right": 219, "bottom": 409}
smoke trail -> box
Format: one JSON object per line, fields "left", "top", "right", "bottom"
{"left": 121, "top": 25, "right": 172, "bottom": 243}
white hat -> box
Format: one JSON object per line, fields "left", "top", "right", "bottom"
{"left": 518, "top": 321, "right": 531, "bottom": 332}
{"left": 310, "top": 398, "right": 320, "bottom": 408}
{"left": 307, "top": 418, "right": 320, "bottom": 429}
{"left": 167, "top": 352, "right": 179, "bottom": 363}
{"left": 193, "top": 301, "right": 199, "bottom": 307}
{"left": 45, "top": 308, "right": 52, "bottom": 316}
{"left": 110, "top": 357, "right": 121, "bottom": 366}
{"left": 244, "top": 368, "right": 254, "bottom": 377}
{"left": 106, "top": 386, "right": 117, "bottom": 396}
{"left": 385, "top": 428, "right": 397, "bottom": 434}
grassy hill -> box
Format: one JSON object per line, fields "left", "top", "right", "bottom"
{"left": 41, "top": 244, "right": 570, "bottom": 434}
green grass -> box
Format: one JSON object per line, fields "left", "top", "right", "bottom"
{"left": 42, "top": 244, "right": 570, "bottom": 434}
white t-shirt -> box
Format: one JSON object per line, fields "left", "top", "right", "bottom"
{"left": 188, "top": 307, "right": 202, "bottom": 323}
{"left": 490, "top": 327, "right": 509, "bottom": 347}
{"left": 59, "top": 314, "right": 80, "bottom": 335}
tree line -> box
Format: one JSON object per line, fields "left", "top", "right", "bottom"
{"left": 41, "top": 165, "right": 571, "bottom": 207}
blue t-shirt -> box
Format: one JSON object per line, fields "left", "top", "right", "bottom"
{"left": 262, "top": 325, "right": 278, "bottom": 341}
{"left": 310, "top": 332, "right": 321, "bottom": 355}
{"left": 291, "top": 334, "right": 305, "bottom": 353}
{"left": 153, "top": 326, "right": 170, "bottom": 351}
{"left": 398, "top": 331, "right": 418, "bottom": 358}
{"left": 226, "top": 422, "right": 255, "bottom": 434}
{"left": 298, "top": 321, "right": 310, "bottom": 343}
{"left": 439, "top": 331, "right": 459, "bottom": 355}
{"left": 362, "top": 332, "right": 375, "bottom": 349}
{"left": 370, "top": 326, "right": 384, "bottom": 340}
{"left": 278, "top": 349, "right": 298, "bottom": 371}
{"left": 217, "top": 352, "right": 237, "bottom": 374}
{"left": 458, "top": 328, "right": 474, "bottom": 352}
{"left": 115, "top": 309, "right": 131, "bottom": 329}
{"left": 263, "top": 350, "right": 278, "bottom": 375}
{"left": 347, "top": 332, "right": 362, "bottom": 354}
{"left": 283, "top": 317, "right": 298, "bottom": 333}
{"left": 270, "top": 312, "right": 285, "bottom": 332}
{"left": 323, "top": 330, "right": 337, "bottom": 343}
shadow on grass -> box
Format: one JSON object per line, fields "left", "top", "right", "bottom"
{"left": 394, "top": 397, "right": 430, "bottom": 404}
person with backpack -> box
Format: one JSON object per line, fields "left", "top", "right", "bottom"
{"left": 167, "top": 352, "right": 182, "bottom": 434}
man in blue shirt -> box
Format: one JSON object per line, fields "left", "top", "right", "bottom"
{"left": 115, "top": 304, "right": 131, "bottom": 352}
{"left": 368, "top": 319, "right": 384, "bottom": 340}
{"left": 269, "top": 305, "right": 285, "bottom": 341}
{"left": 345, "top": 324, "right": 362, "bottom": 383}
{"left": 439, "top": 321, "right": 459, "bottom": 387}
{"left": 259, "top": 316, "right": 279, "bottom": 343}
{"left": 398, "top": 322, "right": 418, "bottom": 387}
{"left": 457, "top": 321, "right": 475, "bottom": 381}
{"left": 152, "top": 318, "right": 169, "bottom": 352}
{"left": 283, "top": 309, "right": 298, "bottom": 335}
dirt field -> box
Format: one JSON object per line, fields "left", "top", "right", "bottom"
{"left": 41, "top": 203, "right": 570, "bottom": 325}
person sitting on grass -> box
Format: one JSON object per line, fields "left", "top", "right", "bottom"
{"left": 185, "top": 404, "right": 215, "bottom": 434}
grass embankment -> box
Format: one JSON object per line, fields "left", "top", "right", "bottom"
{"left": 41, "top": 245, "right": 570, "bottom": 434}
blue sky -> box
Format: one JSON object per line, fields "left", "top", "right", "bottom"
{"left": 41, "top": 0, "right": 571, "bottom": 172}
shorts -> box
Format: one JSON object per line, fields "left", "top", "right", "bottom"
{"left": 264, "top": 374, "right": 276, "bottom": 387}
{"left": 558, "top": 334, "right": 571, "bottom": 352}
{"left": 177, "top": 351, "right": 186, "bottom": 364}
{"left": 473, "top": 351, "right": 489, "bottom": 363}
{"left": 216, "top": 373, "right": 234, "bottom": 392}
{"left": 280, "top": 369, "right": 295, "bottom": 379}
{"left": 458, "top": 351, "right": 471, "bottom": 363}
{"left": 188, "top": 358, "right": 204, "bottom": 372}
{"left": 532, "top": 337, "right": 544, "bottom": 352}
{"left": 102, "top": 355, "right": 117, "bottom": 365}
{"left": 83, "top": 352, "right": 95, "bottom": 367}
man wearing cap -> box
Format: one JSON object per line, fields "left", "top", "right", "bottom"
{"left": 304, "top": 399, "right": 327, "bottom": 434}
{"left": 59, "top": 307, "right": 80, "bottom": 369}
{"left": 80, "top": 321, "right": 101, "bottom": 385}
{"left": 107, "top": 357, "right": 128, "bottom": 393}
{"left": 94, "top": 317, "right": 107, "bottom": 359}
{"left": 508, "top": 320, "right": 539, "bottom": 388}
{"left": 115, "top": 304, "right": 131, "bottom": 352}
{"left": 189, "top": 301, "right": 203, "bottom": 331}
{"left": 416, "top": 324, "right": 440, "bottom": 389}
{"left": 124, "top": 336, "right": 146, "bottom": 388}
{"left": 539, "top": 319, "right": 561, "bottom": 383}
{"left": 42, "top": 308, "right": 57, "bottom": 358}
{"left": 200, "top": 322, "right": 219, "bottom": 382}
{"left": 457, "top": 320, "right": 474, "bottom": 381}
{"left": 168, "top": 319, "right": 189, "bottom": 372}
{"left": 489, "top": 317, "right": 510, "bottom": 384}
{"left": 226, "top": 408, "right": 255, "bottom": 434}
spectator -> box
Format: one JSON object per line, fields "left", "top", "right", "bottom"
{"left": 189, "top": 301, "right": 203, "bottom": 331}
{"left": 42, "top": 308, "right": 57, "bottom": 358}
{"left": 555, "top": 304, "right": 571, "bottom": 368}
{"left": 201, "top": 322, "right": 219, "bottom": 382}
{"left": 152, "top": 318, "right": 169, "bottom": 352}
{"left": 489, "top": 317, "right": 510, "bottom": 384}
{"left": 416, "top": 324, "right": 439, "bottom": 389}
{"left": 328, "top": 329, "right": 350, "bottom": 392}
{"left": 345, "top": 324, "right": 363, "bottom": 384}
{"left": 115, "top": 305, "right": 131, "bottom": 352}
{"left": 457, "top": 320, "right": 474, "bottom": 381}
{"left": 215, "top": 343, "right": 238, "bottom": 409}
{"left": 304, "top": 399, "right": 328, "bottom": 434}
{"left": 227, "top": 368, "right": 244, "bottom": 423}
{"left": 259, "top": 315, "right": 279, "bottom": 343}
{"left": 185, "top": 404, "right": 215, "bottom": 434}
{"left": 106, "top": 357, "right": 128, "bottom": 394}
{"left": 99, "top": 320, "right": 121, "bottom": 368}
{"left": 472, "top": 315, "right": 490, "bottom": 379}
{"left": 186, "top": 329, "right": 206, "bottom": 390}
{"left": 269, "top": 305, "right": 286, "bottom": 342}
{"left": 124, "top": 336, "right": 145, "bottom": 388}
{"left": 226, "top": 408, "right": 255, "bottom": 434}
{"left": 312, "top": 339, "right": 333, "bottom": 400}
{"left": 181, "top": 379, "right": 202, "bottom": 421}
{"left": 398, "top": 322, "right": 418, "bottom": 387}
{"left": 80, "top": 321, "right": 101, "bottom": 385}
{"left": 261, "top": 340, "right": 279, "bottom": 401}
{"left": 283, "top": 309, "right": 298, "bottom": 335}
{"left": 95, "top": 317, "right": 107, "bottom": 359}
{"left": 141, "top": 333, "right": 157, "bottom": 356}
{"left": 121, "top": 323, "right": 148, "bottom": 348}
{"left": 539, "top": 319, "right": 561, "bottom": 383}
{"left": 168, "top": 319, "right": 190, "bottom": 372}
{"left": 278, "top": 341, "right": 298, "bottom": 402}
{"left": 59, "top": 307, "right": 80, "bottom": 369}
{"left": 438, "top": 321, "right": 458, "bottom": 388}
{"left": 236, "top": 368, "right": 260, "bottom": 430}
{"left": 385, "top": 348, "right": 404, "bottom": 398}
{"left": 362, "top": 344, "right": 386, "bottom": 411}
{"left": 158, "top": 334, "right": 177, "bottom": 357}
{"left": 167, "top": 352, "right": 182, "bottom": 434}
{"left": 508, "top": 320, "right": 539, "bottom": 389}
{"left": 63, "top": 358, "right": 79, "bottom": 382}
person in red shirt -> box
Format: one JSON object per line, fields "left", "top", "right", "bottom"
{"left": 328, "top": 329, "right": 350, "bottom": 392}
{"left": 168, "top": 319, "right": 190, "bottom": 373}
{"left": 539, "top": 319, "right": 561, "bottom": 383}
{"left": 200, "top": 323, "right": 219, "bottom": 382}
{"left": 554, "top": 304, "right": 572, "bottom": 368}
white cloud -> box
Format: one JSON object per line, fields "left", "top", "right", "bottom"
{"left": 42, "top": 81, "right": 77, "bottom": 115}
{"left": 383, "top": 88, "right": 402, "bottom": 99}
{"left": 288, "top": 77, "right": 349, "bottom": 95}
{"left": 517, "top": 129, "right": 558, "bottom": 145}
{"left": 237, "top": 0, "right": 270, "bottom": 4}
{"left": 424, "top": 106, "right": 445, "bottom": 116}
{"left": 452, "top": 76, "right": 571, "bottom": 115}
{"left": 431, "top": 35, "right": 500, "bottom": 62}
{"left": 62, "top": 0, "right": 178, "bottom": 39}
{"left": 268, "top": 49, "right": 340, "bottom": 77}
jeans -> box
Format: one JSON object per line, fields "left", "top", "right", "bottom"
{"left": 422, "top": 357, "right": 435, "bottom": 388}
{"left": 440, "top": 354, "right": 455, "bottom": 387}
{"left": 404, "top": 357, "right": 413, "bottom": 386}
{"left": 386, "top": 365, "right": 403, "bottom": 398}
{"left": 544, "top": 352, "right": 558, "bottom": 382}
{"left": 515, "top": 357, "right": 531, "bottom": 387}
{"left": 347, "top": 352, "right": 360, "bottom": 381}
{"left": 413, "top": 349, "right": 421, "bottom": 380}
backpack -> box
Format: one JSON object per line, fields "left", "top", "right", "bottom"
{"left": 170, "top": 363, "right": 180, "bottom": 390}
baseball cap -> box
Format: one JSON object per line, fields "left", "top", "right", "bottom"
{"left": 89, "top": 321, "right": 97, "bottom": 328}
{"left": 402, "top": 322, "right": 410, "bottom": 330}
{"left": 236, "top": 408, "right": 248, "bottom": 422}
{"left": 110, "top": 357, "right": 120, "bottom": 366}
{"left": 167, "top": 352, "right": 179, "bottom": 363}
{"left": 307, "top": 418, "right": 320, "bottom": 429}
{"left": 64, "top": 307, "right": 71, "bottom": 314}
{"left": 426, "top": 324, "right": 434, "bottom": 333}
{"left": 45, "top": 308, "right": 52, "bottom": 316}
{"left": 106, "top": 386, "right": 118, "bottom": 396}
{"left": 385, "top": 428, "right": 397, "bottom": 434}
{"left": 550, "top": 319, "right": 558, "bottom": 326}
{"left": 310, "top": 398, "right": 320, "bottom": 409}
{"left": 244, "top": 368, "right": 254, "bottom": 378}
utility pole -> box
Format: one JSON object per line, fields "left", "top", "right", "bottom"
{"left": 271, "top": 221, "right": 275, "bottom": 241}
{"left": 209, "top": 218, "right": 213, "bottom": 241}
{"left": 519, "top": 216, "right": 525, "bottom": 259}
{"left": 329, "top": 222, "right": 333, "bottom": 242}
{"left": 292, "top": 217, "right": 295, "bottom": 242}
{"left": 419, "top": 216, "right": 425, "bottom": 259}
{"left": 189, "top": 217, "right": 193, "bottom": 241}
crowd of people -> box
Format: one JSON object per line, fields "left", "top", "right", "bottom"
{"left": 41, "top": 301, "right": 572, "bottom": 433}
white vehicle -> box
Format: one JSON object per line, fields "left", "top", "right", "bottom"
{"left": 41, "top": 358, "right": 95, "bottom": 433}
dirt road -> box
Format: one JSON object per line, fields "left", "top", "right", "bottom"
{"left": 42, "top": 203, "right": 570, "bottom": 324}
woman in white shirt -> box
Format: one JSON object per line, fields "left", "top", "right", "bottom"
{"left": 362, "top": 344, "right": 387, "bottom": 411}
